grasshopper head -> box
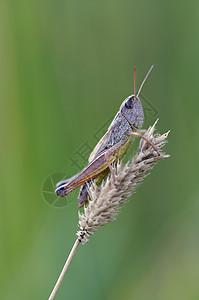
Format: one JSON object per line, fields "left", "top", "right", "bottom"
{"left": 120, "top": 65, "right": 154, "bottom": 130}
{"left": 120, "top": 95, "right": 144, "bottom": 129}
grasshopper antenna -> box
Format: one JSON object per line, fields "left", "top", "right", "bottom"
{"left": 134, "top": 67, "right": 136, "bottom": 96}
{"left": 137, "top": 65, "right": 154, "bottom": 98}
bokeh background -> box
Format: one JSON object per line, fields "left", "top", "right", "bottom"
{"left": 1, "top": 1, "right": 199, "bottom": 299}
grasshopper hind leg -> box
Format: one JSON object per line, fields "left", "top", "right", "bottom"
{"left": 78, "top": 168, "right": 110, "bottom": 207}
{"left": 78, "top": 183, "right": 90, "bottom": 207}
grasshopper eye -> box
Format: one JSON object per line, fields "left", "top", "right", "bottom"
{"left": 125, "top": 97, "right": 134, "bottom": 109}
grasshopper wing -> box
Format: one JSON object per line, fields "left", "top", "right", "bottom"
{"left": 89, "top": 128, "right": 112, "bottom": 162}
{"left": 56, "top": 174, "right": 77, "bottom": 188}
{"left": 55, "top": 141, "right": 123, "bottom": 197}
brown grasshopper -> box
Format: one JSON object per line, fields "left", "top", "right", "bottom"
{"left": 56, "top": 66, "right": 158, "bottom": 207}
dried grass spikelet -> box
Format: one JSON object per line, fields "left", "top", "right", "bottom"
{"left": 48, "top": 122, "right": 170, "bottom": 300}
{"left": 77, "top": 121, "right": 170, "bottom": 245}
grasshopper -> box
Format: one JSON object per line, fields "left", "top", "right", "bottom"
{"left": 56, "top": 66, "right": 157, "bottom": 207}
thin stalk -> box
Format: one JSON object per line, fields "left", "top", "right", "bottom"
{"left": 48, "top": 239, "right": 80, "bottom": 300}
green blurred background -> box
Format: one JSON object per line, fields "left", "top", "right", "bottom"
{"left": 1, "top": 1, "right": 199, "bottom": 299}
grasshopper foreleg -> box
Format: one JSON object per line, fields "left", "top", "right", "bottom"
{"left": 129, "top": 131, "right": 161, "bottom": 156}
